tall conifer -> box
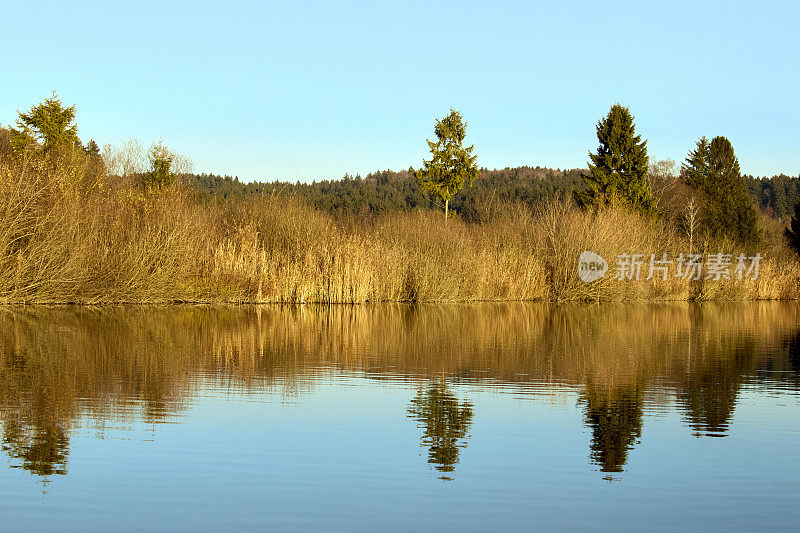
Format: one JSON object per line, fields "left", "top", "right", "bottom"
{"left": 411, "top": 109, "right": 479, "bottom": 220}
{"left": 576, "top": 104, "right": 654, "bottom": 214}
{"left": 682, "top": 136, "right": 759, "bottom": 244}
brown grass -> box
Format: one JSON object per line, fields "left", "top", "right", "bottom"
{"left": 0, "top": 157, "right": 798, "bottom": 303}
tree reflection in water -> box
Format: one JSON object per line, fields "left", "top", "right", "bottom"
{"left": 580, "top": 385, "right": 644, "bottom": 473}
{"left": 677, "top": 347, "right": 752, "bottom": 438}
{"left": 407, "top": 381, "right": 474, "bottom": 480}
{"left": 0, "top": 303, "right": 798, "bottom": 482}
{"left": 1, "top": 415, "right": 69, "bottom": 477}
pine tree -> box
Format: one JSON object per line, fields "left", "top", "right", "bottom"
{"left": 576, "top": 104, "right": 654, "bottom": 214}
{"left": 11, "top": 92, "right": 80, "bottom": 158}
{"left": 682, "top": 136, "right": 759, "bottom": 244}
{"left": 411, "top": 109, "right": 479, "bottom": 220}
{"left": 84, "top": 139, "right": 105, "bottom": 181}
{"left": 85, "top": 139, "right": 100, "bottom": 157}
{"left": 683, "top": 136, "right": 710, "bottom": 190}
{"left": 786, "top": 201, "right": 800, "bottom": 256}
{"left": 143, "top": 140, "right": 176, "bottom": 188}
{"left": 0, "top": 125, "right": 11, "bottom": 158}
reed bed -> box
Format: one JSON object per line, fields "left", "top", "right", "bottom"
{"left": 0, "top": 157, "right": 798, "bottom": 304}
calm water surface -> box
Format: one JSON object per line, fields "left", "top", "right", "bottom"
{"left": 0, "top": 303, "right": 798, "bottom": 531}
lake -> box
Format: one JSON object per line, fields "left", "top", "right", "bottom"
{"left": 1, "top": 303, "right": 798, "bottom": 531}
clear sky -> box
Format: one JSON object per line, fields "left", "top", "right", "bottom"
{"left": 1, "top": 0, "right": 797, "bottom": 181}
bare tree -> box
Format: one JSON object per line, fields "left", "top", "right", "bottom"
{"left": 102, "top": 139, "right": 144, "bottom": 178}
{"left": 685, "top": 195, "right": 700, "bottom": 253}
{"left": 171, "top": 152, "right": 193, "bottom": 176}
{"left": 648, "top": 158, "right": 678, "bottom": 212}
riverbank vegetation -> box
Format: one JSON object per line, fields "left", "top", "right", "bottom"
{"left": 0, "top": 95, "right": 798, "bottom": 303}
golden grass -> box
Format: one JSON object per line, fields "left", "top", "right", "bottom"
{"left": 0, "top": 157, "right": 798, "bottom": 303}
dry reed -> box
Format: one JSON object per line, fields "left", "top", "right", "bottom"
{"left": 0, "top": 157, "right": 797, "bottom": 303}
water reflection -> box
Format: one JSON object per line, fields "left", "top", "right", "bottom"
{"left": 677, "top": 347, "right": 752, "bottom": 438}
{"left": 2, "top": 415, "right": 69, "bottom": 477}
{"left": 581, "top": 385, "right": 644, "bottom": 473}
{"left": 0, "top": 303, "right": 798, "bottom": 481}
{"left": 407, "top": 381, "right": 474, "bottom": 479}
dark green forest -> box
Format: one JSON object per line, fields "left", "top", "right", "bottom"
{"left": 189, "top": 167, "right": 587, "bottom": 221}
{"left": 745, "top": 173, "right": 800, "bottom": 220}
{"left": 188, "top": 166, "right": 800, "bottom": 223}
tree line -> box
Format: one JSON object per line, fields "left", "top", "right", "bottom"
{"left": 186, "top": 103, "right": 800, "bottom": 250}
{"left": 0, "top": 93, "right": 192, "bottom": 190}
{"left": 2, "top": 95, "right": 799, "bottom": 252}
{"left": 187, "top": 166, "right": 587, "bottom": 221}
{"left": 186, "top": 165, "right": 799, "bottom": 221}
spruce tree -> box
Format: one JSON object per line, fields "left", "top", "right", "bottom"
{"left": 786, "top": 201, "right": 800, "bottom": 256}
{"left": 11, "top": 92, "right": 80, "bottom": 158}
{"left": 576, "top": 104, "right": 654, "bottom": 214}
{"left": 683, "top": 136, "right": 710, "bottom": 190}
{"left": 143, "top": 140, "right": 176, "bottom": 188}
{"left": 411, "top": 109, "right": 479, "bottom": 220}
{"left": 85, "top": 139, "right": 100, "bottom": 157}
{"left": 682, "top": 136, "right": 759, "bottom": 244}
{"left": 84, "top": 138, "right": 105, "bottom": 182}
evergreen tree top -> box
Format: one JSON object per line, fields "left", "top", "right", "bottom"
{"left": 577, "top": 104, "right": 654, "bottom": 214}
{"left": 14, "top": 92, "right": 79, "bottom": 154}
{"left": 682, "top": 134, "right": 759, "bottom": 244}
{"left": 412, "top": 108, "right": 479, "bottom": 213}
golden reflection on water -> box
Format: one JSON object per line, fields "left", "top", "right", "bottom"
{"left": 0, "top": 303, "right": 798, "bottom": 479}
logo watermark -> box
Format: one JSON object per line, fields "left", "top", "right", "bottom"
{"left": 577, "top": 251, "right": 762, "bottom": 283}
{"left": 578, "top": 251, "right": 609, "bottom": 283}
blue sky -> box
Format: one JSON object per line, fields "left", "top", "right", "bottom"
{"left": 1, "top": 0, "right": 797, "bottom": 181}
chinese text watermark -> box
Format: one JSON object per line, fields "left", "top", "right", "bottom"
{"left": 578, "top": 252, "right": 762, "bottom": 283}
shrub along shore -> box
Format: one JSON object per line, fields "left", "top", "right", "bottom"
{"left": 0, "top": 155, "right": 798, "bottom": 304}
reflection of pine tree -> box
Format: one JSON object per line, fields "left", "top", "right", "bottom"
{"left": 678, "top": 343, "right": 755, "bottom": 437}
{"left": 581, "top": 386, "right": 644, "bottom": 473}
{"left": 789, "top": 333, "right": 800, "bottom": 375}
{"left": 680, "top": 375, "right": 740, "bottom": 436}
{"left": 407, "top": 382, "right": 474, "bottom": 476}
{"left": 1, "top": 414, "right": 69, "bottom": 476}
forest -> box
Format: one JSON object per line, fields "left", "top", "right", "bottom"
{"left": 189, "top": 167, "right": 800, "bottom": 223}
{"left": 189, "top": 166, "right": 588, "bottom": 221}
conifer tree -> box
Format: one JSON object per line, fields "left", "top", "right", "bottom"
{"left": 576, "top": 104, "right": 654, "bottom": 214}
{"left": 786, "top": 201, "right": 800, "bottom": 256}
{"left": 683, "top": 136, "right": 710, "bottom": 190}
{"left": 83, "top": 139, "right": 105, "bottom": 181}
{"left": 143, "top": 140, "right": 176, "bottom": 188}
{"left": 85, "top": 139, "right": 100, "bottom": 157}
{"left": 0, "top": 126, "right": 11, "bottom": 158}
{"left": 682, "top": 136, "right": 759, "bottom": 244}
{"left": 411, "top": 109, "right": 478, "bottom": 220}
{"left": 11, "top": 92, "right": 80, "bottom": 158}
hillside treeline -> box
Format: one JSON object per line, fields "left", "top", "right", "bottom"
{"left": 745, "top": 174, "right": 800, "bottom": 221}
{"left": 189, "top": 167, "right": 586, "bottom": 221}
{"left": 188, "top": 167, "right": 800, "bottom": 223}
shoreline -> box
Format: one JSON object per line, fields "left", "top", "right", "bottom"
{"left": 2, "top": 295, "right": 798, "bottom": 307}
